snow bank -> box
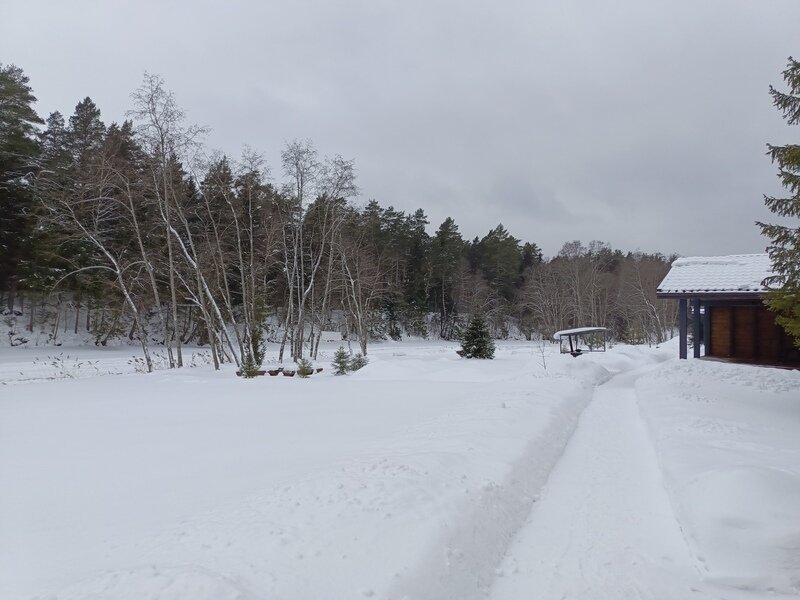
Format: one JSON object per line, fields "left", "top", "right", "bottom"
{"left": 637, "top": 359, "right": 800, "bottom": 594}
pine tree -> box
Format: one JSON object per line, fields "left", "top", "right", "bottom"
{"left": 472, "top": 225, "right": 523, "bottom": 301}
{"left": 0, "top": 64, "right": 43, "bottom": 310}
{"left": 332, "top": 346, "right": 350, "bottom": 375}
{"left": 430, "top": 217, "right": 466, "bottom": 339}
{"left": 20, "top": 112, "right": 73, "bottom": 296}
{"left": 758, "top": 57, "right": 800, "bottom": 347}
{"left": 459, "top": 313, "right": 495, "bottom": 359}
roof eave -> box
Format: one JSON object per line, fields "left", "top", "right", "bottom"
{"left": 655, "top": 291, "right": 766, "bottom": 301}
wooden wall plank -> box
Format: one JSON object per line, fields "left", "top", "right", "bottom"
{"left": 710, "top": 307, "right": 731, "bottom": 358}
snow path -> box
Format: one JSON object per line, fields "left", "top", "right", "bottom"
{"left": 490, "top": 363, "right": 717, "bottom": 600}
{"left": 386, "top": 379, "right": 593, "bottom": 600}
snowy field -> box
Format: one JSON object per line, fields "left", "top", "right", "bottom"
{"left": 1, "top": 340, "right": 799, "bottom": 599}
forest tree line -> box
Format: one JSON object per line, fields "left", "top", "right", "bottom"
{"left": 1, "top": 65, "right": 678, "bottom": 371}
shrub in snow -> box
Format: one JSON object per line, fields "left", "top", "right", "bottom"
{"left": 349, "top": 353, "right": 368, "bottom": 371}
{"left": 621, "top": 326, "right": 646, "bottom": 345}
{"left": 459, "top": 313, "right": 495, "bottom": 359}
{"left": 332, "top": 347, "right": 350, "bottom": 375}
{"left": 297, "top": 358, "right": 314, "bottom": 378}
{"left": 32, "top": 353, "right": 100, "bottom": 379}
{"left": 331, "top": 347, "right": 368, "bottom": 374}
{"left": 128, "top": 351, "right": 170, "bottom": 373}
{"left": 240, "top": 326, "right": 266, "bottom": 378}
{"left": 240, "top": 354, "right": 261, "bottom": 378}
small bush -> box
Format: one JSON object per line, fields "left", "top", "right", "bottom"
{"left": 349, "top": 353, "right": 368, "bottom": 371}
{"left": 297, "top": 358, "right": 314, "bottom": 378}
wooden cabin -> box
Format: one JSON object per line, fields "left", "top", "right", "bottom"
{"left": 656, "top": 254, "right": 799, "bottom": 366}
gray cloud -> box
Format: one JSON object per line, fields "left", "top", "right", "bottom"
{"left": 2, "top": 0, "right": 798, "bottom": 257}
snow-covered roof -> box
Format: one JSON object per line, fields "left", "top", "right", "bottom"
{"left": 553, "top": 327, "right": 607, "bottom": 340}
{"left": 657, "top": 254, "right": 773, "bottom": 295}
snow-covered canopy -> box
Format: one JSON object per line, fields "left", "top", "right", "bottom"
{"left": 657, "top": 254, "right": 774, "bottom": 295}
{"left": 553, "top": 327, "right": 607, "bottom": 340}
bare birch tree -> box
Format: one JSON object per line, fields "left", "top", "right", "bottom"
{"left": 277, "top": 140, "right": 356, "bottom": 361}
{"left": 128, "top": 73, "right": 206, "bottom": 368}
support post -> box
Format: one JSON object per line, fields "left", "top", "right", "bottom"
{"left": 703, "top": 305, "right": 711, "bottom": 356}
{"left": 692, "top": 299, "right": 701, "bottom": 358}
{"left": 679, "top": 298, "right": 688, "bottom": 360}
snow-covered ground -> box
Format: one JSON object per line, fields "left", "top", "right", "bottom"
{"left": 637, "top": 359, "right": 800, "bottom": 595}
{"left": 1, "top": 340, "right": 798, "bottom": 599}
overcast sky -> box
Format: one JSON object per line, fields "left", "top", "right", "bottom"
{"left": 2, "top": 0, "right": 798, "bottom": 257}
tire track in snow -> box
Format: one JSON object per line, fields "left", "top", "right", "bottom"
{"left": 487, "top": 359, "right": 724, "bottom": 600}
{"left": 386, "top": 355, "right": 672, "bottom": 600}
{"left": 385, "top": 382, "right": 600, "bottom": 600}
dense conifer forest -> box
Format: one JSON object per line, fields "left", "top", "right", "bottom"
{"left": 0, "top": 65, "right": 677, "bottom": 370}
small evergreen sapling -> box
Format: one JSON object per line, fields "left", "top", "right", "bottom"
{"left": 240, "top": 353, "right": 260, "bottom": 378}
{"left": 332, "top": 346, "right": 350, "bottom": 375}
{"left": 240, "top": 326, "right": 266, "bottom": 378}
{"left": 297, "top": 358, "right": 314, "bottom": 378}
{"left": 459, "top": 313, "right": 495, "bottom": 359}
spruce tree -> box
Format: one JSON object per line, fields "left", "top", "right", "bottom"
{"left": 758, "top": 57, "right": 800, "bottom": 347}
{"left": 459, "top": 313, "right": 495, "bottom": 359}
{"left": 239, "top": 353, "right": 260, "bottom": 378}
{"left": 67, "top": 97, "right": 105, "bottom": 165}
{"left": 332, "top": 346, "right": 350, "bottom": 375}
{"left": 297, "top": 358, "right": 314, "bottom": 378}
